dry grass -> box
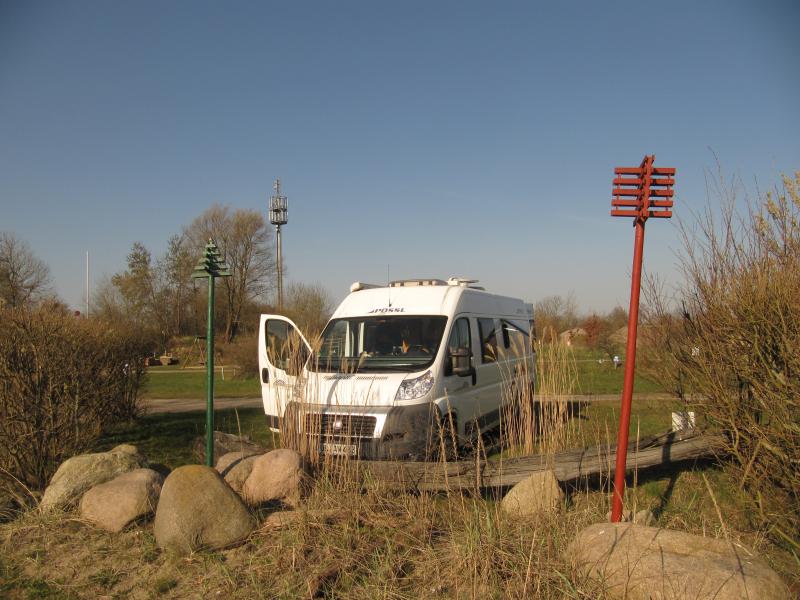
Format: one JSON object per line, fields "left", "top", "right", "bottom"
{"left": 2, "top": 460, "right": 798, "bottom": 599}
{"left": 2, "top": 386, "right": 798, "bottom": 597}
{"left": 500, "top": 333, "right": 581, "bottom": 459}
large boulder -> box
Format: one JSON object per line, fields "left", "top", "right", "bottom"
{"left": 567, "top": 522, "right": 790, "bottom": 600}
{"left": 154, "top": 465, "right": 256, "bottom": 554}
{"left": 192, "top": 431, "right": 266, "bottom": 464}
{"left": 40, "top": 444, "right": 146, "bottom": 511}
{"left": 242, "top": 449, "right": 310, "bottom": 508}
{"left": 501, "top": 469, "right": 564, "bottom": 517}
{"left": 79, "top": 468, "right": 164, "bottom": 532}
{"left": 215, "top": 452, "right": 262, "bottom": 494}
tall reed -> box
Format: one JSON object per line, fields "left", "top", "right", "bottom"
{"left": 500, "top": 325, "right": 579, "bottom": 457}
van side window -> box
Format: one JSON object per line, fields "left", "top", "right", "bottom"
{"left": 266, "top": 320, "right": 308, "bottom": 373}
{"left": 266, "top": 320, "right": 289, "bottom": 370}
{"left": 478, "top": 318, "right": 498, "bottom": 363}
{"left": 445, "top": 317, "right": 471, "bottom": 375}
{"left": 448, "top": 318, "right": 471, "bottom": 352}
{"left": 502, "top": 320, "right": 530, "bottom": 356}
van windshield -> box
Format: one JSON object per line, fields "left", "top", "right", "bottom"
{"left": 310, "top": 316, "right": 447, "bottom": 373}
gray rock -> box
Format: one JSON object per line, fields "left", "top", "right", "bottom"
{"left": 500, "top": 469, "right": 564, "bottom": 517}
{"left": 567, "top": 522, "right": 790, "bottom": 600}
{"left": 192, "top": 431, "right": 266, "bottom": 464}
{"left": 215, "top": 452, "right": 262, "bottom": 494}
{"left": 112, "top": 444, "right": 140, "bottom": 456}
{"left": 40, "top": 445, "right": 147, "bottom": 511}
{"left": 634, "top": 509, "right": 656, "bottom": 526}
{"left": 154, "top": 465, "right": 256, "bottom": 554}
{"left": 242, "top": 449, "right": 310, "bottom": 508}
{"left": 604, "top": 509, "right": 656, "bottom": 526}
{"left": 79, "top": 468, "right": 163, "bottom": 532}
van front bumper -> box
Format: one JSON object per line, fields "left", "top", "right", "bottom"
{"left": 282, "top": 401, "right": 442, "bottom": 461}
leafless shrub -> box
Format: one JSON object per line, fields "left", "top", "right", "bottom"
{"left": 0, "top": 232, "right": 53, "bottom": 309}
{"left": 282, "top": 281, "right": 334, "bottom": 339}
{"left": 220, "top": 335, "right": 259, "bottom": 379}
{"left": 185, "top": 204, "right": 276, "bottom": 342}
{"left": 0, "top": 306, "right": 151, "bottom": 491}
{"left": 644, "top": 171, "right": 800, "bottom": 546}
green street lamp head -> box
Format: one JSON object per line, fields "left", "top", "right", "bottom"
{"left": 192, "top": 239, "right": 231, "bottom": 279}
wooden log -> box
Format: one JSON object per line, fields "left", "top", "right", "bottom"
{"left": 358, "top": 431, "right": 723, "bottom": 492}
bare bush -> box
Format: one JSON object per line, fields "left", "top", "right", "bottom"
{"left": 644, "top": 171, "right": 800, "bottom": 545}
{"left": 185, "top": 205, "right": 276, "bottom": 342}
{"left": 283, "top": 281, "right": 334, "bottom": 339}
{"left": 0, "top": 232, "right": 52, "bottom": 309}
{"left": 0, "top": 307, "right": 151, "bottom": 492}
{"left": 220, "top": 335, "right": 259, "bottom": 379}
{"left": 534, "top": 294, "right": 578, "bottom": 340}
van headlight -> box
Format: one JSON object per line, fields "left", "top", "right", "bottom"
{"left": 395, "top": 370, "right": 434, "bottom": 401}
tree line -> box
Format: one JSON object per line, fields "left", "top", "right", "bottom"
{"left": 534, "top": 293, "right": 629, "bottom": 356}
{"left": 94, "top": 203, "right": 275, "bottom": 348}
{"left": 1, "top": 204, "right": 334, "bottom": 353}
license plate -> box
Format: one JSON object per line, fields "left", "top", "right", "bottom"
{"left": 323, "top": 442, "right": 358, "bottom": 457}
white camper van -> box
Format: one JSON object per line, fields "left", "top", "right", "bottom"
{"left": 258, "top": 278, "right": 535, "bottom": 460}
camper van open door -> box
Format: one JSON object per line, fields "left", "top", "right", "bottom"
{"left": 258, "top": 315, "right": 311, "bottom": 431}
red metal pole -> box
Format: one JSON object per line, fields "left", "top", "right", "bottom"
{"left": 611, "top": 217, "right": 646, "bottom": 522}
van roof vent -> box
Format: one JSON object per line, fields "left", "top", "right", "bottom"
{"left": 447, "top": 277, "right": 482, "bottom": 289}
{"left": 388, "top": 278, "right": 447, "bottom": 288}
{"left": 350, "top": 281, "right": 381, "bottom": 292}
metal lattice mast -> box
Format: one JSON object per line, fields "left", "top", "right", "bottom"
{"left": 269, "top": 178, "right": 288, "bottom": 311}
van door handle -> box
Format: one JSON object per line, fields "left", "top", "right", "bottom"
{"left": 261, "top": 368, "right": 270, "bottom": 383}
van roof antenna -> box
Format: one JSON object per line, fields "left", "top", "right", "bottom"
{"left": 387, "top": 264, "right": 391, "bottom": 307}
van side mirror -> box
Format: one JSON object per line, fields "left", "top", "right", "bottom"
{"left": 450, "top": 347, "right": 474, "bottom": 377}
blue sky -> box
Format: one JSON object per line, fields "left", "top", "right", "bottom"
{"left": 1, "top": 1, "right": 798, "bottom": 313}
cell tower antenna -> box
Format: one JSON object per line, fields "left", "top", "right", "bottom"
{"left": 269, "top": 178, "right": 288, "bottom": 310}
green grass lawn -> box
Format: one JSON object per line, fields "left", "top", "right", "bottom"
{"left": 141, "top": 369, "right": 259, "bottom": 399}
{"left": 574, "top": 360, "right": 663, "bottom": 395}
{"left": 566, "top": 348, "right": 665, "bottom": 395}
{"left": 570, "top": 395, "right": 685, "bottom": 446}
{"left": 142, "top": 349, "right": 664, "bottom": 400}
{"left": 95, "top": 407, "right": 277, "bottom": 468}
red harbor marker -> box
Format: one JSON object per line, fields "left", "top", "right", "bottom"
{"left": 610, "top": 155, "right": 675, "bottom": 522}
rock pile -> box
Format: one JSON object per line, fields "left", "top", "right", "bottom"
{"left": 37, "top": 434, "right": 312, "bottom": 555}
{"left": 40, "top": 444, "right": 147, "bottom": 511}
{"left": 242, "top": 448, "right": 310, "bottom": 508}
{"left": 153, "top": 465, "right": 256, "bottom": 553}
{"left": 215, "top": 451, "right": 261, "bottom": 493}
{"left": 80, "top": 468, "right": 164, "bottom": 532}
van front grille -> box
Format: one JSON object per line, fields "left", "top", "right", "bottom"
{"left": 303, "top": 414, "right": 377, "bottom": 439}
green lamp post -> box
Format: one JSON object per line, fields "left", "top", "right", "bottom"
{"left": 191, "top": 239, "right": 231, "bottom": 467}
